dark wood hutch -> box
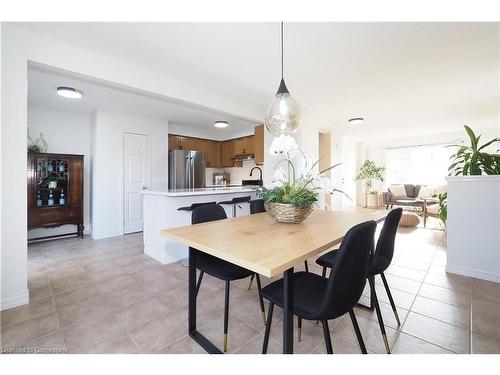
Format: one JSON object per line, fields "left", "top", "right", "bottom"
{"left": 27, "top": 153, "right": 84, "bottom": 240}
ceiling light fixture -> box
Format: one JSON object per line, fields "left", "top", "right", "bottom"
{"left": 214, "top": 120, "right": 228, "bottom": 128}
{"left": 348, "top": 117, "right": 364, "bottom": 125}
{"left": 56, "top": 86, "right": 83, "bottom": 99}
{"left": 264, "top": 22, "right": 301, "bottom": 136}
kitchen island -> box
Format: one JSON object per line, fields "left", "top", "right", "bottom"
{"left": 142, "top": 187, "right": 258, "bottom": 264}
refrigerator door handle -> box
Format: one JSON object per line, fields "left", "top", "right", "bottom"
{"left": 191, "top": 155, "right": 195, "bottom": 189}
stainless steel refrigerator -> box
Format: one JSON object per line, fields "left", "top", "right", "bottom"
{"left": 168, "top": 150, "right": 206, "bottom": 189}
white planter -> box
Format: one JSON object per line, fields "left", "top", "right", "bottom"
{"left": 446, "top": 176, "right": 500, "bottom": 283}
{"left": 365, "top": 192, "right": 379, "bottom": 208}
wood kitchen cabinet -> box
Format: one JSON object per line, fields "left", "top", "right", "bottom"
{"left": 254, "top": 125, "right": 264, "bottom": 165}
{"left": 168, "top": 135, "right": 182, "bottom": 150}
{"left": 221, "top": 140, "right": 235, "bottom": 167}
{"left": 168, "top": 131, "right": 262, "bottom": 169}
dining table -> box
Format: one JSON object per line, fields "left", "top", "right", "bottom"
{"left": 161, "top": 207, "right": 388, "bottom": 354}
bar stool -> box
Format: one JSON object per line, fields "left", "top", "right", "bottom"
{"left": 177, "top": 202, "right": 216, "bottom": 266}
{"left": 217, "top": 196, "right": 251, "bottom": 218}
{"left": 177, "top": 201, "right": 216, "bottom": 212}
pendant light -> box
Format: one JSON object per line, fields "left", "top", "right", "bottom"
{"left": 264, "top": 22, "right": 301, "bottom": 136}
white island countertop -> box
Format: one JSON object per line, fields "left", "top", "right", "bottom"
{"left": 143, "top": 186, "right": 258, "bottom": 197}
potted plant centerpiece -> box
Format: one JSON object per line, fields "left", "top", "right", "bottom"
{"left": 258, "top": 135, "right": 343, "bottom": 224}
{"left": 355, "top": 160, "right": 385, "bottom": 208}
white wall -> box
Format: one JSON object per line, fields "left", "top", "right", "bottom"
{"left": 1, "top": 24, "right": 261, "bottom": 309}
{"left": 168, "top": 123, "right": 253, "bottom": 141}
{"left": 27, "top": 106, "right": 92, "bottom": 239}
{"left": 91, "top": 110, "right": 168, "bottom": 239}
{"left": 446, "top": 176, "right": 500, "bottom": 283}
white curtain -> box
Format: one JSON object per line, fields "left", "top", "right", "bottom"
{"left": 385, "top": 143, "right": 454, "bottom": 186}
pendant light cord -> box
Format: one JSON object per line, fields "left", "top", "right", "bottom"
{"left": 281, "top": 21, "right": 284, "bottom": 80}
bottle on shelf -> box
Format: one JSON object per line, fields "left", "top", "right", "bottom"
{"left": 59, "top": 163, "right": 65, "bottom": 172}
{"left": 36, "top": 190, "right": 42, "bottom": 207}
{"left": 59, "top": 190, "right": 66, "bottom": 205}
{"left": 48, "top": 190, "right": 54, "bottom": 206}
{"left": 47, "top": 161, "right": 54, "bottom": 173}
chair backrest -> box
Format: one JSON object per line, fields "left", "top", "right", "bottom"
{"left": 249, "top": 199, "right": 265, "bottom": 214}
{"left": 231, "top": 196, "right": 251, "bottom": 204}
{"left": 191, "top": 204, "right": 227, "bottom": 225}
{"left": 190, "top": 201, "right": 216, "bottom": 210}
{"left": 372, "top": 208, "right": 403, "bottom": 272}
{"left": 318, "top": 221, "right": 377, "bottom": 319}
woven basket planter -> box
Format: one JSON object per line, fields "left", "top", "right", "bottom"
{"left": 264, "top": 202, "right": 314, "bottom": 224}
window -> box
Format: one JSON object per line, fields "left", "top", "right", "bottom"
{"left": 385, "top": 143, "right": 454, "bottom": 186}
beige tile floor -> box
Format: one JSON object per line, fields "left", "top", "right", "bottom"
{"left": 1, "top": 218, "right": 499, "bottom": 354}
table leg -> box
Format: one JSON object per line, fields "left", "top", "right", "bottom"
{"left": 188, "top": 248, "right": 222, "bottom": 354}
{"left": 188, "top": 248, "right": 197, "bottom": 334}
{"left": 283, "top": 268, "right": 294, "bottom": 354}
{"left": 423, "top": 200, "right": 428, "bottom": 227}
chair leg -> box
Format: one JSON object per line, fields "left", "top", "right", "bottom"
{"left": 304, "top": 260, "right": 309, "bottom": 272}
{"left": 195, "top": 271, "right": 204, "bottom": 298}
{"left": 349, "top": 310, "right": 367, "bottom": 354}
{"left": 297, "top": 317, "right": 302, "bottom": 342}
{"left": 262, "top": 302, "right": 274, "bottom": 354}
{"left": 368, "top": 276, "right": 391, "bottom": 354}
{"left": 255, "top": 274, "right": 266, "bottom": 325}
{"left": 247, "top": 274, "right": 255, "bottom": 290}
{"left": 322, "top": 266, "right": 327, "bottom": 278}
{"left": 223, "top": 280, "right": 230, "bottom": 352}
{"left": 321, "top": 320, "right": 333, "bottom": 354}
{"left": 380, "top": 272, "right": 401, "bottom": 326}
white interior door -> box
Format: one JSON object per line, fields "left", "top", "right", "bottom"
{"left": 123, "top": 132, "right": 149, "bottom": 234}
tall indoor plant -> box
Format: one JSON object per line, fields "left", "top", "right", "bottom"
{"left": 355, "top": 160, "right": 385, "bottom": 208}
{"left": 448, "top": 125, "right": 500, "bottom": 176}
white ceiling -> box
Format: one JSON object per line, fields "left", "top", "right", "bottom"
{"left": 19, "top": 22, "right": 500, "bottom": 139}
{"left": 28, "top": 67, "right": 259, "bottom": 138}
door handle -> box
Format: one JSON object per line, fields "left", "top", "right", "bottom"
{"left": 142, "top": 186, "right": 149, "bottom": 190}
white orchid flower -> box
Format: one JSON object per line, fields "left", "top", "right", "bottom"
{"left": 269, "top": 134, "right": 299, "bottom": 157}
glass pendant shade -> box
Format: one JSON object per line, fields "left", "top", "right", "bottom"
{"left": 264, "top": 79, "right": 301, "bottom": 136}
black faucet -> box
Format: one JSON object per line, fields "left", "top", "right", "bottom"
{"left": 250, "top": 166, "right": 263, "bottom": 181}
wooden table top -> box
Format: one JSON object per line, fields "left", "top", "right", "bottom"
{"left": 161, "top": 208, "right": 388, "bottom": 278}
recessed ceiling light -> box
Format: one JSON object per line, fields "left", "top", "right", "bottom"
{"left": 56, "top": 86, "right": 83, "bottom": 99}
{"left": 348, "top": 117, "right": 364, "bottom": 125}
{"left": 214, "top": 121, "right": 228, "bottom": 128}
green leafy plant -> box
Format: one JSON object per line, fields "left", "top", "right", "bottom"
{"left": 449, "top": 125, "right": 500, "bottom": 176}
{"left": 436, "top": 192, "right": 447, "bottom": 227}
{"left": 27, "top": 144, "right": 40, "bottom": 153}
{"left": 355, "top": 160, "right": 385, "bottom": 192}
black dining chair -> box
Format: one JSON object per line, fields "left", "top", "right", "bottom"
{"left": 260, "top": 221, "right": 377, "bottom": 354}
{"left": 190, "top": 204, "right": 266, "bottom": 352}
{"left": 247, "top": 199, "right": 310, "bottom": 292}
{"left": 315, "top": 208, "right": 403, "bottom": 353}
{"left": 217, "top": 196, "right": 251, "bottom": 218}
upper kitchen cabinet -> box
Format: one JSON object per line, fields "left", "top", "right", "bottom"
{"left": 233, "top": 135, "right": 255, "bottom": 155}
{"left": 202, "top": 139, "right": 221, "bottom": 168}
{"left": 222, "top": 140, "right": 235, "bottom": 167}
{"left": 168, "top": 135, "right": 182, "bottom": 150}
{"left": 254, "top": 125, "right": 264, "bottom": 165}
{"left": 181, "top": 136, "right": 198, "bottom": 151}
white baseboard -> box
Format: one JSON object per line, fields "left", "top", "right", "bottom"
{"left": 446, "top": 264, "right": 500, "bottom": 283}
{"left": 91, "top": 231, "right": 123, "bottom": 240}
{"left": 1, "top": 291, "right": 29, "bottom": 311}
{"left": 144, "top": 246, "right": 186, "bottom": 265}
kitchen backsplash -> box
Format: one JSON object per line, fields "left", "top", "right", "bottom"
{"left": 206, "top": 160, "right": 262, "bottom": 186}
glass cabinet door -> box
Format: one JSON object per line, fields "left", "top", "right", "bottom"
{"left": 34, "top": 157, "right": 70, "bottom": 208}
